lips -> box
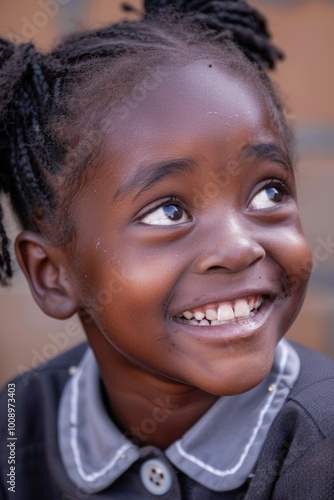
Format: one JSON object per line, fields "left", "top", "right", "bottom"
{"left": 174, "top": 294, "right": 265, "bottom": 326}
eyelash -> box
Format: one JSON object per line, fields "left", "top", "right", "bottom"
{"left": 137, "top": 195, "right": 189, "bottom": 221}
{"left": 137, "top": 176, "right": 291, "bottom": 222}
{"left": 262, "top": 176, "right": 290, "bottom": 193}
{"left": 253, "top": 176, "right": 291, "bottom": 200}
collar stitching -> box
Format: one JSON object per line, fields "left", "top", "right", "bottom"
{"left": 175, "top": 342, "right": 289, "bottom": 477}
{"left": 69, "top": 354, "right": 133, "bottom": 483}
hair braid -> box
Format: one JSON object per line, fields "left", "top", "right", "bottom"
{"left": 0, "top": 41, "right": 54, "bottom": 284}
{"left": 144, "top": 0, "right": 283, "bottom": 68}
{"left": 0, "top": 206, "right": 12, "bottom": 283}
{"left": 50, "top": 22, "right": 178, "bottom": 66}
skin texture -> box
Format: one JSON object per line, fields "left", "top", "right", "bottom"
{"left": 16, "top": 60, "right": 312, "bottom": 448}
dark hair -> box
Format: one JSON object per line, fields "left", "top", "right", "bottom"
{"left": 0, "top": 0, "right": 287, "bottom": 285}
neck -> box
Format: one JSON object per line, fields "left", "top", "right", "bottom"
{"left": 90, "top": 337, "right": 218, "bottom": 449}
{"left": 105, "top": 377, "right": 217, "bottom": 449}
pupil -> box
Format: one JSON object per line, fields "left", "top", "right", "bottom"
{"left": 163, "top": 204, "right": 183, "bottom": 220}
{"left": 267, "top": 187, "right": 282, "bottom": 202}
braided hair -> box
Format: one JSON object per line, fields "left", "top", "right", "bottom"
{"left": 0, "top": 0, "right": 287, "bottom": 285}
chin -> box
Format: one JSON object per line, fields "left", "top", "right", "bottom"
{"left": 189, "top": 346, "right": 276, "bottom": 397}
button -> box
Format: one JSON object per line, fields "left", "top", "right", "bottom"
{"left": 140, "top": 458, "right": 172, "bottom": 496}
{"left": 68, "top": 365, "right": 77, "bottom": 376}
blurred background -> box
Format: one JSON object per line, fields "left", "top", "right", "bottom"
{"left": 0, "top": 0, "right": 334, "bottom": 387}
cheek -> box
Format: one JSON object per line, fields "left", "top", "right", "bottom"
{"left": 279, "top": 230, "right": 312, "bottom": 287}
{"left": 263, "top": 218, "right": 312, "bottom": 286}
{"left": 86, "top": 242, "right": 182, "bottom": 320}
{"left": 266, "top": 225, "right": 312, "bottom": 332}
{"left": 286, "top": 246, "right": 312, "bottom": 314}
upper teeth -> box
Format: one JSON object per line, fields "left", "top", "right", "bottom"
{"left": 177, "top": 295, "right": 263, "bottom": 325}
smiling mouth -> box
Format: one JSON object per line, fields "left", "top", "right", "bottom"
{"left": 174, "top": 295, "right": 265, "bottom": 327}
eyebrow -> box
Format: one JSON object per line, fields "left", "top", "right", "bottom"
{"left": 113, "top": 159, "right": 198, "bottom": 202}
{"left": 242, "top": 142, "right": 293, "bottom": 172}
{"left": 113, "top": 143, "right": 291, "bottom": 202}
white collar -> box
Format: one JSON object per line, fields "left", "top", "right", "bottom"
{"left": 58, "top": 339, "right": 300, "bottom": 493}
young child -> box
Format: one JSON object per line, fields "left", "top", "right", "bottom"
{"left": 1, "top": 0, "right": 334, "bottom": 498}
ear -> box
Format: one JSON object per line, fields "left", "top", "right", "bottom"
{"left": 15, "top": 231, "right": 80, "bottom": 320}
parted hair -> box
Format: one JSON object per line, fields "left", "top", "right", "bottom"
{"left": 0, "top": 0, "right": 287, "bottom": 285}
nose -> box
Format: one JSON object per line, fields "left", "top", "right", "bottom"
{"left": 193, "top": 216, "right": 265, "bottom": 274}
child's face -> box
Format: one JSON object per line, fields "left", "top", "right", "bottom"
{"left": 69, "top": 60, "right": 311, "bottom": 396}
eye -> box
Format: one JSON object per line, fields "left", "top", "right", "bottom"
{"left": 141, "top": 201, "right": 191, "bottom": 226}
{"left": 249, "top": 183, "right": 287, "bottom": 210}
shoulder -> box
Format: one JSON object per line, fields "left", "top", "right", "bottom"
{"left": 248, "top": 343, "right": 334, "bottom": 499}
{"left": 287, "top": 341, "right": 334, "bottom": 435}
{"left": 256, "top": 342, "right": 334, "bottom": 465}
{"left": 0, "top": 343, "right": 88, "bottom": 497}
{"left": 1, "top": 341, "right": 87, "bottom": 393}
{"left": 0, "top": 341, "right": 88, "bottom": 433}
{"left": 291, "top": 340, "right": 334, "bottom": 379}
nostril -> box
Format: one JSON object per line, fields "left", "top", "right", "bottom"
{"left": 207, "top": 266, "right": 223, "bottom": 272}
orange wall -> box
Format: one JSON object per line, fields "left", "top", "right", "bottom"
{"left": 252, "top": 0, "right": 334, "bottom": 124}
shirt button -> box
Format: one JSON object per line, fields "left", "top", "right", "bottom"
{"left": 68, "top": 365, "right": 77, "bottom": 376}
{"left": 140, "top": 458, "right": 172, "bottom": 496}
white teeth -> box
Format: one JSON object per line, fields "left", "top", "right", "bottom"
{"left": 205, "top": 308, "right": 217, "bottom": 320}
{"left": 179, "top": 295, "right": 264, "bottom": 326}
{"left": 217, "top": 303, "right": 235, "bottom": 321}
{"left": 234, "top": 299, "right": 251, "bottom": 318}
{"left": 194, "top": 311, "right": 205, "bottom": 321}
{"left": 199, "top": 319, "right": 210, "bottom": 326}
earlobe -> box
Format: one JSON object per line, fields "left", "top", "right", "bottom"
{"left": 15, "top": 231, "right": 79, "bottom": 319}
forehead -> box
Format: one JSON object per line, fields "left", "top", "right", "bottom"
{"left": 100, "top": 60, "right": 281, "bottom": 175}
{"left": 132, "top": 61, "right": 262, "bottom": 130}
